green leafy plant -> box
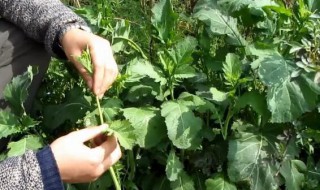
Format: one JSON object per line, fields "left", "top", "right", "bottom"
{"left": 4, "top": 0, "right": 320, "bottom": 189}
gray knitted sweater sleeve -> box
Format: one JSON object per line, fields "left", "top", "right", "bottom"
{"left": 0, "top": 151, "right": 44, "bottom": 190}
{"left": 0, "top": 0, "right": 87, "bottom": 57}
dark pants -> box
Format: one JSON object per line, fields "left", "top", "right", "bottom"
{"left": 0, "top": 20, "right": 51, "bottom": 150}
{"left": 0, "top": 20, "right": 51, "bottom": 110}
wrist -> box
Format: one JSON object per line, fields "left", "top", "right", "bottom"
{"left": 36, "top": 146, "right": 64, "bottom": 189}
{"left": 52, "top": 24, "right": 92, "bottom": 59}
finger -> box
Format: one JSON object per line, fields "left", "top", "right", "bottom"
{"left": 92, "top": 135, "right": 118, "bottom": 159}
{"left": 100, "top": 58, "right": 118, "bottom": 97}
{"left": 91, "top": 133, "right": 108, "bottom": 147}
{"left": 90, "top": 41, "right": 111, "bottom": 96}
{"left": 69, "top": 124, "right": 108, "bottom": 143}
{"left": 101, "top": 142, "right": 122, "bottom": 170}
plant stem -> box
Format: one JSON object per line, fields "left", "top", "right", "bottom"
{"left": 109, "top": 166, "right": 121, "bottom": 190}
{"left": 222, "top": 105, "right": 233, "bottom": 140}
{"left": 128, "top": 150, "right": 136, "bottom": 180}
{"left": 96, "top": 96, "right": 121, "bottom": 190}
{"left": 96, "top": 96, "right": 104, "bottom": 124}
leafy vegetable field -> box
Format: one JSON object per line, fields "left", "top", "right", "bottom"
{"left": 2, "top": 0, "right": 320, "bottom": 189}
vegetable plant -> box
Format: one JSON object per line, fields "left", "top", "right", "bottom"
{"left": 2, "top": 0, "right": 320, "bottom": 189}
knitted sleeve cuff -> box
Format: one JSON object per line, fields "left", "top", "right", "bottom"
{"left": 36, "top": 146, "right": 64, "bottom": 190}
{"left": 44, "top": 13, "right": 88, "bottom": 59}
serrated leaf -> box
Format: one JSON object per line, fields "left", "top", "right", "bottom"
{"left": 112, "top": 19, "right": 130, "bottom": 53}
{"left": 166, "top": 150, "right": 184, "bottom": 181}
{"left": 7, "top": 135, "right": 43, "bottom": 157}
{"left": 20, "top": 115, "right": 39, "bottom": 130}
{"left": 43, "top": 87, "right": 92, "bottom": 130}
{"left": 258, "top": 54, "right": 320, "bottom": 123}
{"left": 0, "top": 111, "right": 21, "bottom": 139}
{"left": 205, "top": 174, "right": 236, "bottom": 190}
{"left": 170, "top": 172, "right": 195, "bottom": 190}
{"left": 109, "top": 120, "right": 136, "bottom": 150}
{"left": 280, "top": 160, "right": 306, "bottom": 190}
{"left": 151, "top": 0, "right": 178, "bottom": 43}
{"left": 123, "top": 107, "right": 166, "bottom": 148}
{"left": 161, "top": 100, "right": 202, "bottom": 149}
{"left": 194, "top": 5, "right": 246, "bottom": 46}
{"left": 228, "top": 132, "right": 278, "bottom": 190}
{"left": 3, "top": 66, "right": 38, "bottom": 116}
{"left": 77, "top": 47, "right": 93, "bottom": 75}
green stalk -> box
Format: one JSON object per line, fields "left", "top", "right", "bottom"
{"left": 96, "top": 96, "right": 121, "bottom": 190}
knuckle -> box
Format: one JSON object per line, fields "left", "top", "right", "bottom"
{"left": 88, "top": 156, "right": 101, "bottom": 167}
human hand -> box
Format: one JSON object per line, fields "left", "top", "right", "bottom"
{"left": 50, "top": 125, "right": 121, "bottom": 183}
{"left": 61, "top": 29, "right": 118, "bottom": 98}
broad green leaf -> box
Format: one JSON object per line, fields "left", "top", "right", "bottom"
{"left": 174, "top": 64, "right": 197, "bottom": 79}
{"left": 169, "top": 37, "right": 197, "bottom": 66}
{"left": 112, "top": 19, "right": 130, "bottom": 53}
{"left": 3, "top": 66, "right": 38, "bottom": 116}
{"left": 109, "top": 120, "right": 136, "bottom": 150}
{"left": 0, "top": 111, "right": 21, "bottom": 139}
{"left": 151, "top": 0, "right": 178, "bottom": 43}
{"left": 234, "top": 91, "right": 270, "bottom": 119}
{"left": 0, "top": 153, "right": 6, "bottom": 162}
{"left": 218, "top": 0, "right": 275, "bottom": 12}
{"left": 125, "top": 85, "right": 154, "bottom": 103}
{"left": 123, "top": 107, "right": 166, "bottom": 148}
{"left": 223, "top": 53, "right": 242, "bottom": 87}
{"left": 210, "top": 87, "right": 229, "bottom": 103}
{"left": 280, "top": 160, "right": 306, "bottom": 190}
{"left": 228, "top": 132, "right": 278, "bottom": 190}
{"left": 43, "top": 87, "right": 92, "bottom": 130}
{"left": 178, "top": 92, "right": 218, "bottom": 113}
{"left": 101, "top": 98, "right": 122, "bottom": 122}
{"left": 170, "top": 172, "right": 195, "bottom": 190}
{"left": 73, "top": 172, "right": 113, "bottom": 190}
{"left": 194, "top": 0, "right": 217, "bottom": 12}
{"left": 169, "top": 37, "right": 198, "bottom": 79}
{"left": 161, "top": 100, "right": 202, "bottom": 149}
{"left": 166, "top": 150, "right": 184, "bottom": 181}
{"left": 7, "top": 135, "right": 43, "bottom": 157}
{"left": 20, "top": 115, "right": 40, "bottom": 130}
{"left": 65, "top": 184, "right": 78, "bottom": 190}
{"left": 127, "top": 58, "right": 167, "bottom": 85}
{"left": 263, "top": 6, "right": 293, "bottom": 17}
{"left": 258, "top": 54, "right": 320, "bottom": 122}
{"left": 205, "top": 174, "right": 236, "bottom": 190}
{"left": 307, "top": 0, "right": 320, "bottom": 12}
{"left": 84, "top": 98, "right": 122, "bottom": 126}
{"left": 194, "top": 5, "right": 245, "bottom": 46}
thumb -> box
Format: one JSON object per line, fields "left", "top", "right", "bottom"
{"left": 69, "top": 124, "right": 108, "bottom": 143}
